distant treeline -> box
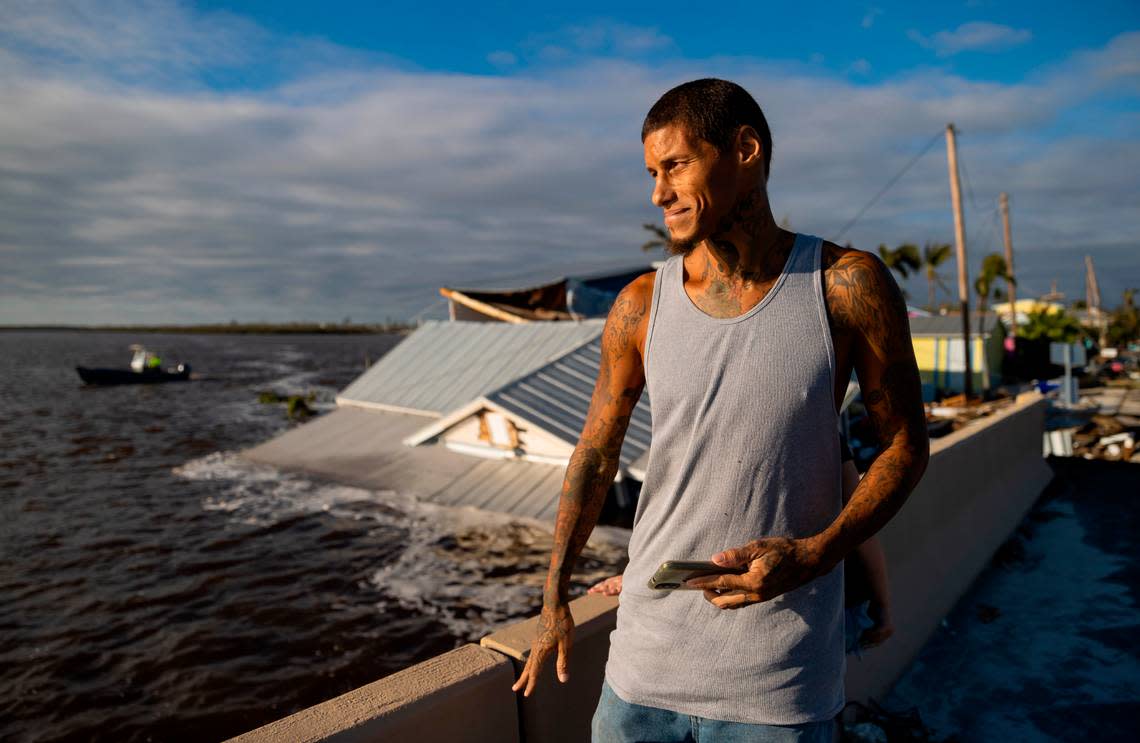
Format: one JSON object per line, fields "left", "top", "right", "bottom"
{"left": 1, "top": 322, "right": 415, "bottom": 335}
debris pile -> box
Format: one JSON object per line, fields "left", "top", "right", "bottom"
{"left": 840, "top": 700, "right": 949, "bottom": 743}
{"left": 1045, "top": 384, "right": 1140, "bottom": 462}
{"left": 924, "top": 392, "right": 1018, "bottom": 437}
{"left": 1070, "top": 414, "right": 1139, "bottom": 462}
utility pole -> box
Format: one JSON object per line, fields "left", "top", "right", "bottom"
{"left": 999, "top": 193, "right": 1017, "bottom": 345}
{"left": 946, "top": 124, "right": 973, "bottom": 400}
{"left": 1085, "top": 255, "right": 1107, "bottom": 348}
{"left": 1041, "top": 280, "right": 1065, "bottom": 303}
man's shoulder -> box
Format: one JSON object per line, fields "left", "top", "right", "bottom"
{"left": 820, "top": 242, "right": 896, "bottom": 292}
{"left": 819, "top": 242, "right": 907, "bottom": 331}
{"left": 603, "top": 270, "right": 657, "bottom": 356}
{"left": 820, "top": 241, "right": 873, "bottom": 274}
{"left": 628, "top": 269, "right": 658, "bottom": 297}
{"left": 610, "top": 270, "right": 657, "bottom": 315}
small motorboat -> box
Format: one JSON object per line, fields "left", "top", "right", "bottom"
{"left": 76, "top": 344, "right": 192, "bottom": 386}
{"left": 76, "top": 364, "right": 191, "bottom": 385}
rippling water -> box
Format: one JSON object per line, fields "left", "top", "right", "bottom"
{"left": 0, "top": 331, "right": 624, "bottom": 743}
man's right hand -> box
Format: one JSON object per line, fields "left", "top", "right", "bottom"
{"left": 511, "top": 601, "right": 574, "bottom": 697}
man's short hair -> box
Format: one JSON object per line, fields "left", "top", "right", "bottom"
{"left": 642, "top": 78, "right": 773, "bottom": 179}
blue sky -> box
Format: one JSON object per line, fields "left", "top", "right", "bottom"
{"left": 197, "top": 1, "right": 1135, "bottom": 84}
{"left": 1, "top": 1, "right": 1138, "bottom": 324}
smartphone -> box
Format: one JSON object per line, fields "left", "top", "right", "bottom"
{"left": 647, "top": 560, "right": 746, "bottom": 591}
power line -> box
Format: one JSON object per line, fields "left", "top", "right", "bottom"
{"left": 832, "top": 129, "right": 945, "bottom": 243}
{"left": 957, "top": 137, "right": 984, "bottom": 216}
{"left": 968, "top": 206, "right": 1001, "bottom": 258}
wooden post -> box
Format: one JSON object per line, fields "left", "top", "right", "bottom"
{"left": 999, "top": 193, "right": 1017, "bottom": 346}
{"left": 946, "top": 124, "right": 973, "bottom": 400}
{"left": 1085, "top": 255, "right": 1107, "bottom": 348}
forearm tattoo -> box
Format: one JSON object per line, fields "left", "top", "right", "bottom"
{"left": 545, "top": 283, "right": 647, "bottom": 605}
{"left": 821, "top": 246, "right": 929, "bottom": 563}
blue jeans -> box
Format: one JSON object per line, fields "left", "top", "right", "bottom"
{"left": 591, "top": 681, "right": 837, "bottom": 742}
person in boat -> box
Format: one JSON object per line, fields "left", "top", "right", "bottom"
{"left": 130, "top": 346, "right": 163, "bottom": 373}
{"left": 130, "top": 346, "right": 148, "bottom": 373}
{"left": 511, "top": 79, "right": 928, "bottom": 742}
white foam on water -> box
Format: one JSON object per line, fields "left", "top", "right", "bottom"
{"left": 173, "top": 452, "right": 627, "bottom": 641}
{"left": 174, "top": 451, "right": 404, "bottom": 526}
{"left": 368, "top": 505, "right": 627, "bottom": 641}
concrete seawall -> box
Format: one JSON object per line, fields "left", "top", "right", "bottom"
{"left": 231, "top": 393, "right": 1051, "bottom": 743}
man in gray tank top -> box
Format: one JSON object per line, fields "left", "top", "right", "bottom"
{"left": 512, "top": 79, "right": 929, "bottom": 741}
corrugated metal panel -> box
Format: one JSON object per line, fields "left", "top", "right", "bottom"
{"left": 338, "top": 320, "right": 605, "bottom": 416}
{"left": 485, "top": 336, "right": 653, "bottom": 470}
{"left": 243, "top": 407, "right": 567, "bottom": 520}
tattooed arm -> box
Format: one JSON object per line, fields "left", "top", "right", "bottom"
{"left": 812, "top": 247, "right": 929, "bottom": 568}
{"left": 689, "top": 247, "right": 928, "bottom": 609}
{"left": 511, "top": 273, "right": 652, "bottom": 696}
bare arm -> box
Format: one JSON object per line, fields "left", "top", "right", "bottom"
{"left": 843, "top": 461, "right": 894, "bottom": 647}
{"left": 814, "top": 250, "right": 929, "bottom": 569}
{"left": 843, "top": 462, "right": 889, "bottom": 608}
{"left": 512, "top": 275, "right": 651, "bottom": 695}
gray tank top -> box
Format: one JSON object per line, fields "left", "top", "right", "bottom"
{"left": 603, "top": 232, "right": 845, "bottom": 725}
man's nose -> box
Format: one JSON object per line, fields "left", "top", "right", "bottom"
{"left": 651, "top": 177, "right": 675, "bottom": 209}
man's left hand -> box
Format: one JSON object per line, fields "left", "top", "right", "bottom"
{"left": 686, "top": 537, "right": 831, "bottom": 610}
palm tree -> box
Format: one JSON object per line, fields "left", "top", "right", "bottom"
{"left": 922, "top": 243, "right": 953, "bottom": 311}
{"left": 641, "top": 223, "right": 669, "bottom": 252}
{"left": 877, "top": 243, "right": 921, "bottom": 280}
{"left": 877, "top": 244, "right": 920, "bottom": 302}
{"left": 974, "top": 253, "right": 1016, "bottom": 336}
{"left": 1107, "top": 288, "right": 1139, "bottom": 346}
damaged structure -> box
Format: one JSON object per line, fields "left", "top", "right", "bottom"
{"left": 440, "top": 261, "right": 652, "bottom": 323}
{"left": 245, "top": 319, "right": 651, "bottom": 521}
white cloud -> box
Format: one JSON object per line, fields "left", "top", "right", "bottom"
{"left": 862, "top": 7, "right": 883, "bottom": 30}
{"left": 0, "top": 4, "right": 1137, "bottom": 323}
{"left": 519, "top": 20, "right": 674, "bottom": 63}
{"left": 848, "top": 58, "right": 872, "bottom": 75}
{"left": 909, "top": 21, "right": 1033, "bottom": 57}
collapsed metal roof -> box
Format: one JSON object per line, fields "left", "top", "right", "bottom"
{"left": 483, "top": 335, "right": 652, "bottom": 471}
{"left": 446, "top": 260, "right": 653, "bottom": 294}
{"left": 336, "top": 319, "right": 605, "bottom": 416}
{"left": 243, "top": 407, "right": 570, "bottom": 520}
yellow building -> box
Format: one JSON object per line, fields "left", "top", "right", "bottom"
{"left": 991, "top": 298, "right": 1066, "bottom": 326}
{"left": 909, "top": 314, "right": 1007, "bottom": 400}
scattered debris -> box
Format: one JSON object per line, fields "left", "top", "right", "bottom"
{"left": 1068, "top": 412, "right": 1139, "bottom": 461}
{"left": 923, "top": 392, "right": 1018, "bottom": 436}
{"left": 286, "top": 396, "right": 314, "bottom": 420}
{"left": 840, "top": 700, "right": 951, "bottom": 743}
{"left": 1044, "top": 383, "right": 1140, "bottom": 462}
{"left": 257, "top": 390, "right": 317, "bottom": 420}
{"left": 844, "top": 721, "right": 889, "bottom": 743}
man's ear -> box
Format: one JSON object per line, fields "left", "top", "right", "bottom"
{"left": 736, "top": 125, "right": 765, "bottom": 172}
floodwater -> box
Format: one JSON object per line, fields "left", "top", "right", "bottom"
{"left": 0, "top": 331, "right": 624, "bottom": 743}
{"left": 883, "top": 457, "right": 1140, "bottom": 741}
